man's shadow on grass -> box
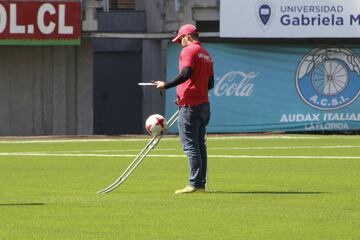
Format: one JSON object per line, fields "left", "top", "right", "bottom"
{"left": 207, "top": 191, "right": 329, "bottom": 195}
{"left": 0, "top": 203, "right": 45, "bottom": 207}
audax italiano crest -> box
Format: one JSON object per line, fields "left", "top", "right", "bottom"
{"left": 296, "top": 48, "right": 360, "bottom": 110}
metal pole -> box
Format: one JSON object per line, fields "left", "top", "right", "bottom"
{"left": 97, "top": 109, "right": 179, "bottom": 194}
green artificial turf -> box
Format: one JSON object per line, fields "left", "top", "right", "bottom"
{"left": 0, "top": 135, "right": 359, "bottom": 239}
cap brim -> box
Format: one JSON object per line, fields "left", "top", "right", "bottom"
{"left": 172, "top": 34, "right": 182, "bottom": 43}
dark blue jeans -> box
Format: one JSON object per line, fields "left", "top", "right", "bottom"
{"left": 178, "top": 102, "right": 210, "bottom": 188}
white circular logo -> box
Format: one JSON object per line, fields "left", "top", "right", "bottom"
{"left": 296, "top": 48, "right": 360, "bottom": 110}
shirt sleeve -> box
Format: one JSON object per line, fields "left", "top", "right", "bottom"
{"left": 164, "top": 67, "right": 192, "bottom": 89}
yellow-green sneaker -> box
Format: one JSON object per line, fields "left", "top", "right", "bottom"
{"left": 175, "top": 185, "right": 205, "bottom": 194}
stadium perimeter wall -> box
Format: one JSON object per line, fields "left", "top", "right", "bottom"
{"left": 0, "top": 39, "right": 93, "bottom": 136}
{"left": 0, "top": 0, "right": 220, "bottom": 136}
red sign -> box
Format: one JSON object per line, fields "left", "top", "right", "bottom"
{"left": 0, "top": 0, "right": 81, "bottom": 45}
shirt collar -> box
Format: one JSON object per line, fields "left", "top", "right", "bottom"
{"left": 184, "top": 41, "right": 201, "bottom": 48}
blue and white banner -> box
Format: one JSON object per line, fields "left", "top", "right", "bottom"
{"left": 165, "top": 43, "right": 360, "bottom": 133}
{"left": 220, "top": 0, "right": 360, "bottom": 38}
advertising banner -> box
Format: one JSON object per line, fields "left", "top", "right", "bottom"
{"left": 220, "top": 0, "right": 360, "bottom": 38}
{"left": 0, "top": 0, "right": 81, "bottom": 45}
{"left": 166, "top": 43, "right": 360, "bottom": 133}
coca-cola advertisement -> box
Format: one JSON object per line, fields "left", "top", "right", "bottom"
{"left": 165, "top": 43, "right": 360, "bottom": 133}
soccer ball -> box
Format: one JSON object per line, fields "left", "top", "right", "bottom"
{"left": 145, "top": 114, "right": 167, "bottom": 136}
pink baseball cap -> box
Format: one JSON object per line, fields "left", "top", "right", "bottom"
{"left": 172, "top": 24, "right": 198, "bottom": 43}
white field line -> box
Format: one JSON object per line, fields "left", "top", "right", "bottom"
{"left": 0, "top": 145, "right": 359, "bottom": 156}
{"left": 1, "top": 134, "right": 359, "bottom": 144}
{"left": 0, "top": 139, "right": 150, "bottom": 144}
{"left": 0, "top": 152, "right": 359, "bottom": 159}
{"left": 16, "top": 145, "right": 360, "bottom": 154}
{"left": 46, "top": 148, "right": 178, "bottom": 153}
{"left": 210, "top": 145, "right": 360, "bottom": 150}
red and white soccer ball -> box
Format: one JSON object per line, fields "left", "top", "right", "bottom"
{"left": 145, "top": 114, "right": 167, "bottom": 136}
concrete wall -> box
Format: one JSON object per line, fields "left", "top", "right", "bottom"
{"left": 134, "top": 1, "right": 167, "bottom": 120}
{"left": 0, "top": 0, "right": 220, "bottom": 136}
{"left": 136, "top": 0, "right": 220, "bottom": 122}
{"left": 141, "top": 39, "right": 166, "bottom": 120}
{"left": 136, "top": 0, "right": 219, "bottom": 32}
{"left": 0, "top": 38, "right": 93, "bottom": 136}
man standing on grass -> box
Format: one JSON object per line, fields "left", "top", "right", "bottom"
{"left": 154, "top": 24, "right": 214, "bottom": 194}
